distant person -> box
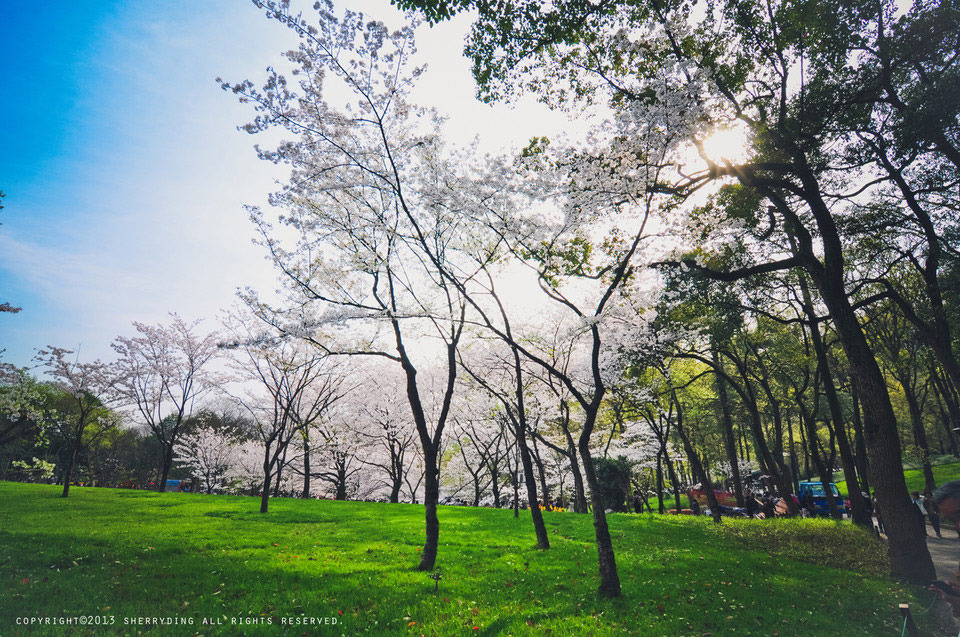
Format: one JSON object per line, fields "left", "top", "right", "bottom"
{"left": 761, "top": 496, "right": 775, "bottom": 519}
{"left": 873, "top": 495, "right": 885, "bottom": 534}
{"left": 802, "top": 490, "right": 815, "bottom": 517}
{"left": 912, "top": 491, "right": 929, "bottom": 536}
{"left": 688, "top": 491, "right": 701, "bottom": 516}
{"left": 925, "top": 489, "right": 943, "bottom": 538}
{"left": 633, "top": 490, "right": 643, "bottom": 514}
{"left": 862, "top": 492, "right": 879, "bottom": 536}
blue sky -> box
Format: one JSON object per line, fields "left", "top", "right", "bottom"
{"left": 0, "top": 1, "right": 298, "bottom": 366}
{"left": 0, "top": 1, "right": 581, "bottom": 369}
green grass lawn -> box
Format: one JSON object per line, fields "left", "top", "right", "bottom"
{"left": 834, "top": 460, "right": 960, "bottom": 497}
{"left": 0, "top": 482, "right": 937, "bottom": 635}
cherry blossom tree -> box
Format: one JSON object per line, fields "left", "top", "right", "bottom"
{"left": 347, "top": 365, "right": 419, "bottom": 503}
{"left": 173, "top": 426, "right": 242, "bottom": 494}
{"left": 111, "top": 314, "right": 219, "bottom": 492}
{"left": 221, "top": 1, "right": 471, "bottom": 570}
{"left": 35, "top": 347, "right": 116, "bottom": 498}
{"left": 0, "top": 359, "right": 45, "bottom": 448}
{"left": 224, "top": 313, "right": 347, "bottom": 513}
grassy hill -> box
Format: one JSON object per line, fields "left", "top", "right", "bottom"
{"left": 0, "top": 482, "right": 937, "bottom": 635}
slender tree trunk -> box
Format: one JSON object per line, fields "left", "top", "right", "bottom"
{"left": 787, "top": 412, "right": 800, "bottom": 494}
{"left": 931, "top": 370, "right": 960, "bottom": 457}
{"left": 664, "top": 448, "right": 682, "bottom": 513}
{"left": 530, "top": 437, "right": 551, "bottom": 509}
{"left": 802, "top": 285, "right": 870, "bottom": 526}
{"left": 904, "top": 383, "right": 936, "bottom": 493}
{"left": 390, "top": 451, "right": 403, "bottom": 503}
{"left": 578, "top": 436, "right": 621, "bottom": 597}
{"left": 799, "top": 420, "right": 810, "bottom": 480}
{"left": 672, "top": 396, "right": 721, "bottom": 523}
{"left": 714, "top": 350, "right": 745, "bottom": 506}
{"left": 732, "top": 372, "right": 799, "bottom": 514}
{"left": 516, "top": 424, "right": 550, "bottom": 548}
{"left": 932, "top": 369, "right": 960, "bottom": 457}
{"left": 799, "top": 405, "right": 841, "bottom": 519}
{"left": 472, "top": 471, "right": 482, "bottom": 507}
{"left": 512, "top": 467, "right": 520, "bottom": 518}
{"left": 656, "top": 450, "right": 665, "bottom": 514}
{"left": 302, "top": 434, "right": 311, "bottom": 499}
{"left": 260, "top": 465, "right": 272, "bottom": 514}
{"left": 564, "top": 431, "right": 588, "bottom": 513}
{"left": 158, "top": 444, "right": 174, "bottom": 493}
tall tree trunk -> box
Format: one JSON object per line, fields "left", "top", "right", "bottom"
{"left": 799, "top": 404, "right": 841, "bottom": 519}
{"left": 418, "top": 446, "right": 440, "bottom": 571}
{"left": 672, "top": 392, "right": 721, "bottom": 523}
{"left": 801, "top": 281, "right": 871, "bottom": 527}
{"left": 578, "top": 437, "right": 621, "bottom": 597}
{"left": 713, "top": 346, "right": 744, "bottom": 506}
{"left": 727, "top": 366, "right": 799, "bottom": 514}
{"left": 158, "top": 444, "right": 174, "bottom": 493}
{"left": 903, "top": 383, "right": 936, "bottom": 493}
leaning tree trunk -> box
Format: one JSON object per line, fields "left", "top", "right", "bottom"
{"left": 735, "top": 375, "right": 799, "bottom": 514}
{"left": 61, "top": 445, "right": 80, "bottom": 499}
{"left": 816, "top": 266, "right": 935, "bottom": 582}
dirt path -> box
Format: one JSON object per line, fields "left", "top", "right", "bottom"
{"left": 925, "top": 531, "right": 960, "bottom": 582}
{"left": 876, "top": 520, "right": 960, "bottom": 635}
